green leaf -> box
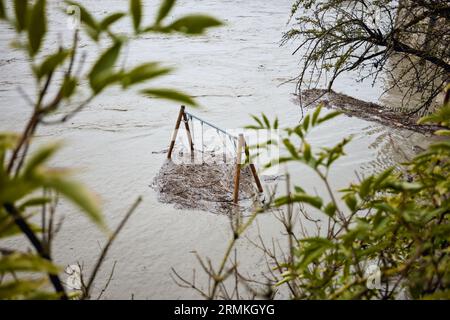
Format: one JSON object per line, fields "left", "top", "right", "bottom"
{"left": 250, "top": 115, "right": 264, "bottom": 128}
{"left": 429, "top": 141, "right": 450, "bottom": 154}
{"left": 359, "top": 176, "right": 374, "bottom": 198}
{"left": 23, "top": 143, "right": 62, "bottom": 178}
{"left": 418, "top": 115, "right": 437, "bottom": 125}
{"left": 435, "top": 129, "right": 450, "bottom": 136}
{"left": 282, "top": 139, "right": 299, "bottom": 159}
{"left": 0, "top": 0, "right": 6, "bottom": 20}
{"left": 61, "top": 77, "right": 77, "bottom": 99}
{"left": 19, "top": 197, "right": 51, "bottom": 210}
{"left": 300, "top": 237, "right": 333, "bottom": 248}
{"left": 323, "top": 202, "right": 336, "bottom": 217}
{"left": 121, "top": 63, "right": 172, "bottom": 88}
{"left": 303, "top": 114, "right": 310, "bottom": 131}
{"left": 8, "top": 143, "right": 104, "bottom": 230}
{"left": 312, "top": 104, "right": 322, "bottom": 125}
{"left": 167, "top": 15, "right": 222, "bottom": 34}
{"left": 0, "top": 219, "right": 41, "bottom": 240}
{"left": 298, "top": 237, "right": 333, "bottom": 269}
{"left": 156, "top": 0, "right": 175, "bottom": 24}
{"left": 0, "top": 253, "right": 60, "bottom": 273}
{"left": 36, "top": 50, "right": 71, "bottom": 80}
{"left": 14, "top": 0, "right": 28, "bottom": 32}
{"left": 23, "top": 142, "right": 62, "bottom": 178}
{"left": 275, "top": 193, "right": 323, "bottom": 209}
{"left": 0, "top": 178, "right": 36, "bottom": 204}
{"left": 94, "top": 72, "right": 124, "bottom": 94}
{"left": 262, "top": 113, "right": 270, "bottom": 128}
{"left": 423, "top": 290, "right": 450, "bottom": 300}
{"left": 344, "top": 194, "right": 357, "bottom": 211}
{"left": 373, "top": 168, "right": 394, "bottom": 189}
{"left": 28, "top": 0, "right": 47, "bottom": 56}
{"left": 0, "top": 223, "right": 20, "bottom": 239}
{"left": 27, "top": 291, "right": 66, "bottom": 300}
{"left": 39, "top": 173, "right": 105, "bottom": 230}
{"left": 0, "top": 133, "right": 19, "bottom": 151}
{"left": 130, "top": 0, "right": 142, "bottom": 33}
{"left": 318, "top": 111, "right": 340, "bottom": 124}
{"left": 292, "top": 125, "right": 304, "bottom": 139}
{"left": 373, "top": 202, "right": 397, "bottom": 214}
{"left": 418, "top": 101, "right": 450, "bottom": 126}
{"left": 89, "top": 41, "right": 122, "bottom": 93}
{"left": 100, "top": 12, "right": 125, "bottom": 30}
{"left": 141, "top": 88, "right": 197, "bottom": 106}
{"left": 275, "top": 274, "right": 295, "bottom": 287}
{"left": 0, "top": 279, "right": 47, "bottom": 299}
{"left": 303, "top": 141, "right": 311, "bottom": 162}
{"left": 383, "top": 181, "right": 423, "bottom": 192}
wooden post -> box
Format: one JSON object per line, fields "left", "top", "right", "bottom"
{"left": 182, "top": 111, "right": 195, "bottom": 157}
{"left": 167, "top": 106, "right": 185, "bottom": 159}
{"left": 233, "top": 134, "right": 244, "bottom": 204}
{"left": 244, "top": 139, "right": 264, "bottom": 193}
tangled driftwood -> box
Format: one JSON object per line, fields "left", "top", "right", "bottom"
{"left": 151, "top": 158, "right": 259, "bottom": 215}
{"left": 298, "top": 89, "right": 442, "bottom": 134}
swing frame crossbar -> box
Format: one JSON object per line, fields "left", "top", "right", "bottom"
{"left": 184, "top": 110, "right": 235, "bottom": 141}
{"left": 167, "top": 105, "right": 263, "bottom": 204}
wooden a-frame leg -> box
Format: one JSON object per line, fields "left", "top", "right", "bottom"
{"left": 244, "top": 139, "right": 264, "bottom": 193}
{"left": 167, "top": 105, "right": 185, "bottom": 159}
{"left": 233, "top": 134, "right": 244, "bottom": 204}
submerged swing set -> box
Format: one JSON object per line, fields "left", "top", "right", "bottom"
{"left": 167, "top": 106, "right": 264, "bottom": 204}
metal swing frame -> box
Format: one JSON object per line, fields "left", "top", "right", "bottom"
{"left": 167, "top": 105, "right": 263, "bottom": 204}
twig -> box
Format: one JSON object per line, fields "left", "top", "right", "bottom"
{"left": 3, "top": 203, "right": 68, "bottom": 299}
{"left": 96, "top": 261, "right": 117, "bottom": 300}
{"left": 81, "top": 196, "right": 142, "bottom": 299}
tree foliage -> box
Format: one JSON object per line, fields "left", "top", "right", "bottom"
{"left": 178, "top": 88, "right": 450, "bottom": 300}
{"left": 0, "top": 0, "right": 221, "bottom": 299}
{"left": 257, "top": 90, "right": 449, "bottom": 299}
{"left": 284, "top": 0, "right": 450, "bottom": 114}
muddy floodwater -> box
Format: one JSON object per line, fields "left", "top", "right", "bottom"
{"left": 0, "top": 0, "right": 434, "bottom": 299}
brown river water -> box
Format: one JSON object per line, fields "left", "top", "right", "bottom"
{"left": 0, "top": 0, "right": 434, "bottom": 299}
